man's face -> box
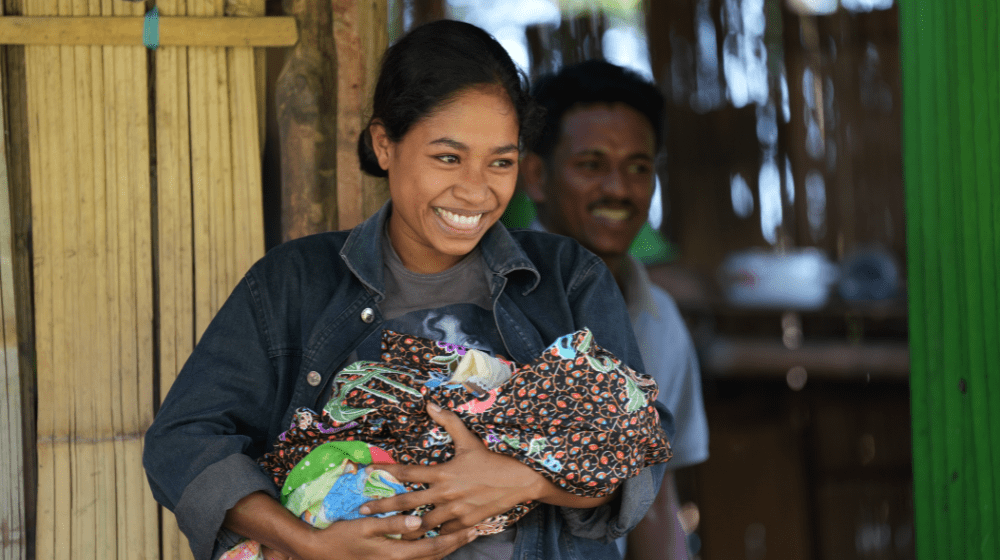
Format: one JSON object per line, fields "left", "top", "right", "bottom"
{"left": 528, "top": 103, "right": 656, "bottom": 260}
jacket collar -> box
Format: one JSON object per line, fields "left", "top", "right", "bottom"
{"left": 341, "top": 201, "right": 541, "bottom": 298}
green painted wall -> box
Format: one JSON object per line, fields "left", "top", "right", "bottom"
{"left": 900, "top": 1, "right": 1000, "bottom": 558}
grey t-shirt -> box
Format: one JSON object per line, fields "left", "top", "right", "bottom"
{"left": 354, "top": 231, "right": 516, "bottom": 559}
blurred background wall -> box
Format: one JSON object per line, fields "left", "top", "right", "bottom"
{"left": 374, "top": 1, "right": 914, "bottom": 558}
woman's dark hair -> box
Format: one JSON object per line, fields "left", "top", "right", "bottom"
{"left": 358, "top": 20, "right": 540, "bottom": 177}
{"left": 529, "top": 60, "right": 666, "bottom": 159}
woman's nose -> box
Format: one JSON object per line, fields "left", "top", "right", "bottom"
{"left": 454, "top": 166, "right": 490, "bottom": 204}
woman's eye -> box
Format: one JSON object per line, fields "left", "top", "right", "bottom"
{"left": 437, "top": 154, "right": 459, "bottom": 164}
{"left": 490, "top": 158, "right": 515, "bottom": 168}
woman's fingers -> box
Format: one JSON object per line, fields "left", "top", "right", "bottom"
{"left": 374, "top": 462, "right": 437, "bottom": 486}
{"left": 360, "top": 486, "right": 435, "bottom": 516}
{"left": 311, "top": 515, "right": 477, "bottom": 560}
{"left": 404, "top": 528, "right": 479, "bottom": 560}
{"left": 355, "top": 513, "right": 425, "bottom": 537}
{"left": 425, "top": 403, "right": 483, "bottom": 452}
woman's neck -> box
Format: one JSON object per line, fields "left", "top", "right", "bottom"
{"left": 386, "top": 216, "right": 465, "bottom": 274}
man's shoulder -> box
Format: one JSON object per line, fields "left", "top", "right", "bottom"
{"left": 505, "top": 228, "right": 604, "bottom": 270}
{"left": 631, "top": 276, "right": 693, "bottom": 355}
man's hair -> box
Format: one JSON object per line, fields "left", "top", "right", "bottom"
{"left": 529, "top": 59, "right": 665, "bottom": 159}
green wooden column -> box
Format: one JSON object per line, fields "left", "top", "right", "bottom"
{"left": 901, "top": 0, "right": 999, "bottom": 558}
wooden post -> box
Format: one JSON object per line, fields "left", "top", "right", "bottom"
{"left": 278, "top": 0, "right": 388, "bottom": 241}
{"left": 277, "top": 0, "right": 339, "bottom": 240}
{"left": 333, "top": 0, "right": 388, "bottom": 229}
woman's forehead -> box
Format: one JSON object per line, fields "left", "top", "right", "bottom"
{"left": 408, "top": 88, "right": 520, "bottom": 146}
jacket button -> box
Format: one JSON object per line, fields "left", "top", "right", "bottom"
{"left": 360, "top": 307, "right": 375, "bottom": 323}
{"left": 306, "top": 371, "right": 322, "bottom": 386}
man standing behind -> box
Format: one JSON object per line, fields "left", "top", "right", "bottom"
{"left": 521, "top": 60, "right": 709, "bottom": 560}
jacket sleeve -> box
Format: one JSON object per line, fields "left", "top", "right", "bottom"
{"left": 558, "top": 256, "right": 676, "bottom": 542}
{"left": 143, "top": 276, "right": 282, "bottom": 560}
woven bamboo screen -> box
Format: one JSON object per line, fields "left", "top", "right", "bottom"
{"left": 22, "top": 1, "right": 266, "bottom": 558}
{"left": 901, "top": 0, "right": 1000, "bottom": 558}
{"left": 0, "top": 56, "right": 27, "bottom": 560}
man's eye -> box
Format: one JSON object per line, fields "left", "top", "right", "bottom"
{"left": 627, "top": 163, "right": 653, "bottom": 175}
{"left": 576, "top": 160, "right": 601, "bottom": 171}
{"left": 437, "top": 154, "right": 459, "bottom": 164}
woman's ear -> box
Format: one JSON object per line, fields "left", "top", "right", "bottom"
{"left": 369, "top": 121, "right": 392, "bottom": 172}
{"left": 520, "top": 152, "right": 547, "bottom": 204}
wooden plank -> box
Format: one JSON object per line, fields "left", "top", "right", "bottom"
{"left": 0, "top": 16, "right": 298, "bottom": 46}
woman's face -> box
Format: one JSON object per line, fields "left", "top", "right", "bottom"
{"left": 372, "top": 86, "right": 520, "bottom": 273}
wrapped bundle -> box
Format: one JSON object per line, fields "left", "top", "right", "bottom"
{"left": 257, "top": 329, "right": 672, "bottom": 535}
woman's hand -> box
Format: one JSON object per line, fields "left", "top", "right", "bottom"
{"left": 362, "top": 403, "right": 614, "bottom": 539}
{"left": 361, "top": 403, "right": 544, "bottom": 538}
{"left": 291, "top": 515, "right": 477, "bottom": 560}
{"left": 224, "top": 491, "right": 475, "bottom": 560}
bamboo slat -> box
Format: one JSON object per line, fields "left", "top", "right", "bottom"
{"left": 154, "top": 0, "right": 196, "bottom": 553}
{"left": 0, "top": 16, "right": 297, "bottom": 46}
{"left": 0, "top": 36, "right": 27, "bottom": 560}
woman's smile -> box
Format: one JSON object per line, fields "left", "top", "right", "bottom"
{"left": 434, "top": 207, "right": 485, "bottom": 231}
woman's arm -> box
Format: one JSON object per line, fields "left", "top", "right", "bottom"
{"left": 223, "top": 491, "right": 477, "bottom": 560}
{"left": 364, "top": 404, "right": 616, "bottom": 539}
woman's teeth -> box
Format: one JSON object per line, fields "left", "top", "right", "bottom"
{"left": 592, "top": 208, "right": 631, "bottom": 222}
{"left": 436, "top": 208, "right": 483, "bottom": 228}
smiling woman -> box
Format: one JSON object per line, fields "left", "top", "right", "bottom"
{"left": 370, "top": 87, "right": 521, "bottom": 272}
{"left": 143, "top": 18, "right": 673, "bottom": 560}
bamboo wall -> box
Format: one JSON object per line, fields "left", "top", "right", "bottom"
{"left": 901, "top": 0, "right": 1000, "bottom": 558}
{"left": 22, "top": 0, "right": 265, "bottom": 557}
{"left": 0, "top": 0, "right": 389, "bottom": 557}
{"left": 0, "top": 47, "right": 26, "bottom": 559}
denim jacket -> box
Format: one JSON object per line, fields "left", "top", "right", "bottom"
{"left": 143, "top": 202, "right": 673, "bottom": 560}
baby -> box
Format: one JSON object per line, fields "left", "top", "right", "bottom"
{"left": 222, "top": 328, "right": 672, "bottom": 558}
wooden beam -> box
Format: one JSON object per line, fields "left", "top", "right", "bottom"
{"left": 0, "top": 16, "right": 297, "bottom": 46}
{"left": 702, "top": 337, "right": 910, "bottom": 378}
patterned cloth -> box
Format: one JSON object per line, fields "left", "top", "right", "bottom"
{"left": 220, "top": 442, "right": 404, "bottom": 560}
{"left": 257, "top": 328, "right": 672, "bottom": 535}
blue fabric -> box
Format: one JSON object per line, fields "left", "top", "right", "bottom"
{"left": 143, "top": 7, "right": 159, "bottom": 50}
{"left": 143, "top": 201, "right": 673, "bottom": 560}
{"left": 322, "top": 469, "right": 407, "bottom": 522}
